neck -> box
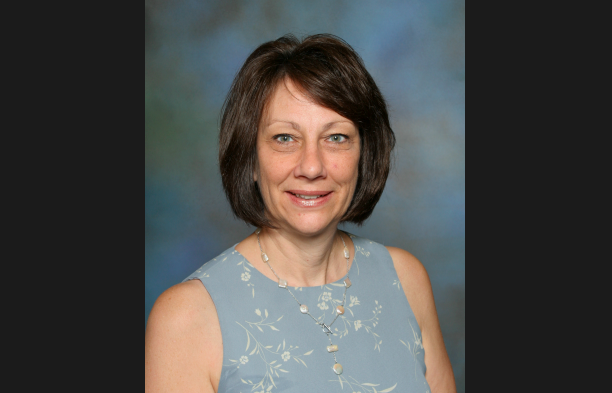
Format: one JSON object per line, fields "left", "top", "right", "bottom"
{"left": 259, "top": 226, "right": 347, "bottom": 287}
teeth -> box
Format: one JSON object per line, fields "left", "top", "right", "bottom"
{"left": 297, "top": 194, "right": 322, "bottom": 200}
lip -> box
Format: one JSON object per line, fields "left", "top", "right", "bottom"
{"left": 286, "top": 191, "right": 333, "bottom": 208}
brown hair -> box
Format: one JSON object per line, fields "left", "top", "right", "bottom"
{"left": 219, "top": 34, "right": 396, "bottom": 228}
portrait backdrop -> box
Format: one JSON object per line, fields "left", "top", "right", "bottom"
{"left": 145, "top": 0, "right": 465, "bottom": 391}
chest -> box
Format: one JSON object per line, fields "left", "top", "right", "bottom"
{"left": 213, "top": 272, "right": 427, "bottom": 392}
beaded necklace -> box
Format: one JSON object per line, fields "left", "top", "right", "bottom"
{"left": 256, "top": 229, "right": 352, "bottom": 376}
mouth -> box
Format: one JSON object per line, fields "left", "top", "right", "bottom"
{"left": 289, "top": 192, "right": 332, "bottom": 200}
{"left": 286, "top": 191, "right": 334, "bottom": 208}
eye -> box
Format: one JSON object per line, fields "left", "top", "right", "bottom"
{"left": 275, "top": 135, "right": 294, "bottom": 143}
{"left": 328, "top": 135, "right": 347, "bottom": 143}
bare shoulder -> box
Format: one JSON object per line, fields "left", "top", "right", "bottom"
{"left": 147, "top": 280, "right": 214, "bottom": 327}
{"left": 387, "top": 247, "right": 430, "bottom": 283}
{"left": 387, "top": 247, "right": 433, "bottom": 305}
{"left": 386, "top": 247, "right": 437, "bottom": 344}
{"left": 145, "top": 280, "right": 222, "bottom": 393}
{"left": 386, "top": 247, "right": 457, "bottom": 393}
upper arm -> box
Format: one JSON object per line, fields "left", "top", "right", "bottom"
{"left": 145, "top": 280, "right": 222, "bottom": 393}
{"left": 387, "top": 247, "right": 457, "bottom": 393}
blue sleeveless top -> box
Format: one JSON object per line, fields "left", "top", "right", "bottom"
{"left": 185, "top": 235, "right": 430, "bottom": 393}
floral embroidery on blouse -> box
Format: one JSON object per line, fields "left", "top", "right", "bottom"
{"left": 401, "top": 317, "right": 426, "bottom": 379}
{"left": 329, "top": 375, "right": 398, "bottom": 393}
{"left": 237, "top": 258, "right": 257, "bottom": 298}
{"left": 224, "top": 309, "right": 314, "bottom": 393}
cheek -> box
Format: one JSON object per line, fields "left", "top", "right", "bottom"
{"left": 332, "top": 155, "right": 360, "bottom": 183}
{"left": 258, "top": 155, "right": 293, "bottom": 185}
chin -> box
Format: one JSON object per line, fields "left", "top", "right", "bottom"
{"left": 284, "top": 215, "right": 339, "bottom": 237}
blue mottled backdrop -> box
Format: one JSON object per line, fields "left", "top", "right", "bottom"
{"left": 145, "top": 0, "right": 465, "bottom": 390}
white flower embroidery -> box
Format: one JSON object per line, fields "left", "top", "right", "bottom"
{"left": 416, "top": 336, "right": 424, "bottom": 350}
{"left": 318, "top": 302, "right": 329, "bottom": 311}
{"left": 350, "top": 296, "right": 360, "bottom": 307}
{"left": 331, "top": 375, "right": 397, "bottom": 393}
{"left": 255, "top": 309, "right": 262, "bottom": 316}
{"left": 242, "top": 272, "right": 251, "bottom": 282}
{"left": 322, "top": 292, "right": 333, "bottom": 302}
{"left": 236, "top": 319, "right": 313, "bottom": 392}
{"left": 354, "top": 320, "right": 363, "bottom": 331}
{"left": 356, "top": 246, "right": 371, "bottom": 257}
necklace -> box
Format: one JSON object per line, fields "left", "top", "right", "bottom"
{"left": 256, "top": 229, "right": 352, "bottom": 376}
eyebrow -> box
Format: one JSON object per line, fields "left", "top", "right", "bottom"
{"left": 266, "top": 120, "right": 353, "bottom": 132}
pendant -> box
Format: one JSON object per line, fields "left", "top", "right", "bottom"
{"left": 336, "top": 306, "right": 345, "bottom": 315}
{"left": 300, "top": 305, "right": 309, "bottom": 314}
{"left": 327, "top": 345, "right": 339, "bottom": 353}
{"left": 333, "top": 363, "right": 344, "bottom": 375}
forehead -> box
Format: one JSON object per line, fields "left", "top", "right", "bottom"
{"left": 262, "top": 79, "right": 354, "bottom": 127}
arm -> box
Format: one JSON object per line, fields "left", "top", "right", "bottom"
{"left": 387, "top": 247, "right": 457, "bottom": 393}
{"left": 145, "top": 280, "right": 223, "bottom": 393}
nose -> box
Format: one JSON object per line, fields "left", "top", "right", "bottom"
{"left": 295, "top": 143, "right": 327, "bottom": 180}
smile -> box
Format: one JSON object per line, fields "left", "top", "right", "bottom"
{"left": 287, "top": 191, "right": 333, "bottom": 208}
{"left": 291, "top": 193, "right": 329, "bottom": 200}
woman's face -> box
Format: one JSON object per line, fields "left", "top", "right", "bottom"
{"left": 256, "top": 80, "right": 361, "bottom": 236}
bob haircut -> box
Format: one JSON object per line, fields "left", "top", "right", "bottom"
{"left": 220, "top": 34, "right": 396, "bottom": 228}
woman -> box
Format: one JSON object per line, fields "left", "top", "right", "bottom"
{"left": 145, "top": 34, "right": 456, "bottom": 393}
